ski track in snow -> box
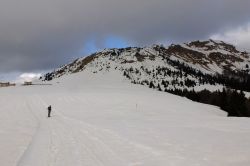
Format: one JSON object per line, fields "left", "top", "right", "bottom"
{"left": 16, "top": 95, "right": 166, "bottom": 166}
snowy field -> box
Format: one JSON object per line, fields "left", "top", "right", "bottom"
{"left": 0, "top": 71, "right": 250, "bottom": 166}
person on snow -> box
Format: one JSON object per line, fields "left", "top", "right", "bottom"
{"left": 48, "top": 105, "right": 52, "bottom": 117}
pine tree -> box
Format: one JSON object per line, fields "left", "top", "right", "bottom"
{"left": 157, "top": 84, "right": 162, "bottom": 91}
{"left": 149, "top": 81, "right": 155, "bottom": 89}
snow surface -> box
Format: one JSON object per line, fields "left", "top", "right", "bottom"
{"left": 1, "top": 70, "right": 250, "bottom": 166}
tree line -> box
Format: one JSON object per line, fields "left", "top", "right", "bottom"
{"left": 164, "top": 88, "right": 250, "bottom": 117}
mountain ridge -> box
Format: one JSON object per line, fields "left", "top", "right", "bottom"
{"left": 42, "top": 39, "right": 250, "bottom": 91}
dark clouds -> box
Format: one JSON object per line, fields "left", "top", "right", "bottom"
{"left": 0, "top": 0, "right": 250, "bottom": 72}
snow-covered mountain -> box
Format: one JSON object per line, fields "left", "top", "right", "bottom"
{"left": 43, "top": 39, "right": 250, "bottom": 92}
{"left": 1, "top": 40, "right": 250, "bottom": 166}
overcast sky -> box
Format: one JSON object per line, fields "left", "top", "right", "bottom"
{"left": 0, "top": 0, "right": 250, "bottom": 81}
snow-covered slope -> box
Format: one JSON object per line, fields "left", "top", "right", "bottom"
{"left": 42, "top": 39, "right": 250, "bottom": 92}
{"left": 1, "top": 71, "right": 250, "bottom": 166}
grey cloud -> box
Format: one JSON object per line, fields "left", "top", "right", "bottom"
{"left": 0, "top": 0, "right": 249, "bottom": 72}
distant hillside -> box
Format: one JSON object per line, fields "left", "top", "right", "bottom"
{"left": 42, "top": 39, "right": 250, "bottom": 117}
